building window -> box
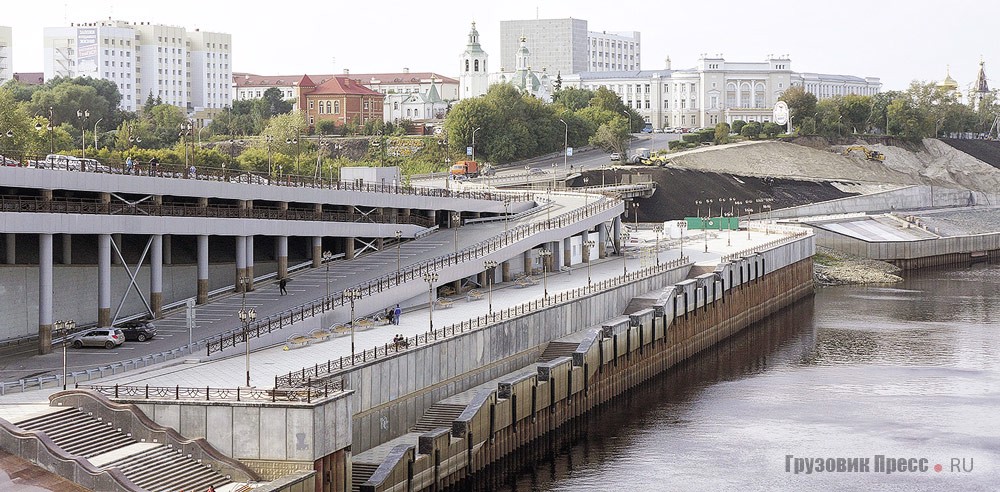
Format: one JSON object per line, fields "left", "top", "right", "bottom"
{"left": 474, "top": 59, "right": 479, "bottom": 72}
{"left": 364, "top": 100, "right": 370, "bottom": 110}
{"left": 334, "top": 101, "right": 340, "bottom": 114}
{"left": 326, "top": 101, "right": 332, "bottom": 113}
{"left": 309, "top": 101, "right": 314, "bottom": 110}
{"left": 740, "top": 83, "right": 751, "bottom": 108}
{"left": 465, "top": 60, "right": 469, "bottom": 72}
{"left": 726, "top": 83, "right": 736, "bottom": 107}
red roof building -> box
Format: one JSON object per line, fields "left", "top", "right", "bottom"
{"left": 295, "top": 74, "right": 384, "bottom": 127}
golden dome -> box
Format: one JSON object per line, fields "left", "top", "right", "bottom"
{"left": 938, "top": 66, "right": 958, "bottom": 91}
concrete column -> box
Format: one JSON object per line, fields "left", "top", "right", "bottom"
{"left": 451, "top": 279, "right": 462, "bottom": 295}
{"left": 276, "top": 236, "right": 288, "bottom": 279}
{"left": 344, "top": 237, "right": 355, "bottom": 260}
{"left": 38, "top": 233, "right": 53, "bottom": 355}
{"left": 197, "top": 235, "right": 209, "bottom": 304}
{"left": 312, "top": 237, "right": 323, "bottom": 268}
{"left": 523, "top": 250, "right": 533, "bottom": 275}
{"left": 564, "top": 237, "right": 573, "bottom": 267}
{"left": 477, "top": 271, "right": 487, "bottom": 289}
{"left": 376, "top": 237, "right": 384, "bottom": 251}
{"left": 150, "top": 235, "right": 163, "bottom": 318}
{"left": 549, "top": 241, "right": 561, "bottom": 272}
{"left": 245, "top": 236, "right": 255, "bottom": 290}
{"left": 111, "top": 233, "right": 123, "bottom": 265}
{"left": 5, "top": 233, "right": 14, "bottom": 264}
{"left": 152, "top": 195, "right": 163, "bottom": 205}
{"left": 427, "top": 210, "right": 436, "bottom": 225}
{"left": 61, "top": 234, "right": 72, "bottom": 265}
{"left": 314, "top": 203, "right": 323, "bottom": 216}
{"left": 582, "top": 230, "right": 591, "bottom": 263}
{"left": 99, "top": 192, "right": 110, "bottom": 210}
{"left": 98, "top": 234, "right": 111, "bottom": 328}
{"left": 163, "top": 235, "right": 172, "bottom": 265}
{"left": 502, "top": 260, "right": 512, "bottom": 282}
{"left": 613, "top": 216, "right": 622, "bottom": 255}
{"left": 235, "top": 236, "right": 247, "bottom": 292}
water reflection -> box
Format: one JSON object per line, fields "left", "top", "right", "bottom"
{"left": 484, "top": 263, "right": 1000, "bottom": 492}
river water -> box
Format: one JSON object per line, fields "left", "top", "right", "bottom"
{"left": 491, "top": 264, "right": 1000, "bottom": 492}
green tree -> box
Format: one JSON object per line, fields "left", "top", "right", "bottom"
{"left": 714, "top": 122, "right": 731, "bottom": 144}
{"left": 589, "top": 119, "right": 629, "bottom": 155}
{"left": 778, "top": 86, "right": 817, "bottom": 131}
{"left": 552, "top": 87, "right": 594, "bottom": 111}
{"left": 315, "top": 119, "right": 338, "bottom": 136}
{"left": 839, "top": 94, "right": 873, "bottom": 134}
{"left": 262, "top": 87, "right": 294, "bottom": 116}
{"left": 762, "top": 122, "right": 782, "bottom": 138}
{"left": 732, "top": 120, "right": 747, "bottom": 134}
{"left": 740, "top": 121, "right": 763, "bottom": 139}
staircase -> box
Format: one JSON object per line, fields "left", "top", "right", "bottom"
{"left": 537, "top": 341, "right": 579, "bottom": 362}
{"left": 12, "top": 406, "right": 234, "bottom": 492}
{"left": 410, "top": 402, "right": 467, "bottom": 433}
{"left": 351, "top": 462, "right": 381, "bottom": 492}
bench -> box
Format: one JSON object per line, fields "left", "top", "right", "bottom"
{"left": 439, "top": 285, "right": 457, "bottom": 297}
{"left": 466, "top": 290, "right": 485, "bottom": 302}
{"left": 309, "top": 329, "right": 332, "bottom": 342}
{"left": 286, "top": 334, "right": 312, "bottom": 349}
{"left": 435, "top": 297, "right": 455, "bottom": 309}
{"left": 514, "top": 276, "right": 539, "bottom": 288}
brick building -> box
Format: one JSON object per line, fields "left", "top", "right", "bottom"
{"left": 295, "top": 74, "right": 385, "bottom": 128}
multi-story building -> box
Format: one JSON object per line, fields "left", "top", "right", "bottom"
{"left": 459, "top": 22, "right": 489, "bottom": 100}
{"left": 499, "top": 18, "right": 640, "bottom": 76}
{"left": 0, "top": 26, "right": 12, "bottom": 84}
{"left": 563, "top": 55, "right": 881, "bottom": 130}
{"left": 294, "top": 74, "right": 385, "bottom": 129}
{"left": 43, "top": 21, "right": 231, "bottom": 113}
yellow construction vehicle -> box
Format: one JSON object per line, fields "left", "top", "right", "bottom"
{"left": 843, "top": 145, "right": 885, "bottom": 162}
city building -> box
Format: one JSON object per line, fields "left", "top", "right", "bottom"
{"left": 294, "top": 74, "right": 385, "bottom": 129}
{"left": 489, "top": 35, "right": 554, "bottom": 102}
{"left": 459, "top": 22, "right": 554, "bottom": 101}
{"left": 970, "top": 61, "right": 990, "bottom": 111}
{"left": 562, "top": 55, "right": 881, "bottom": 130}
{"left": 0, "top": 26, "right": 11, "bottom": 84}
{"left": 459, "top": 22, "right": 490, "bottom": 100}
{"left": 43, "top": 20, "right": 231, "bottom": 112}
{"left": 499, "top": 18, "right": 640, "bottom": 76}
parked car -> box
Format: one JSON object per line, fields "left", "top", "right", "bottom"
{"left": 72, "top": 328, "right": 125, "bottom": 349}
{"left": 1, "top": 154, "right": 20, "bottom": 166}
{"left": 118, "top": 320, "right": 157, "bottom": 342}
{"left": 529, "top": 167, "right": 547, "bottom": 175}
{"left": 609, "top": 152, "right": 622, "bottom": 161}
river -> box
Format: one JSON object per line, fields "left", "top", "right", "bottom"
{"left": 487, "top": 264, "right": 1000, "bottom": 491}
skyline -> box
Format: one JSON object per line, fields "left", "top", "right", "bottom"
{"left": 2, "top": 0, "right": 996, "bottom": 92}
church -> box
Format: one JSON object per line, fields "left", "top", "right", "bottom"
{"left": 459, "top": 22, "right": 554, "bottom": 102}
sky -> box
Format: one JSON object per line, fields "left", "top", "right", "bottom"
{"left": 3, "top": 0, "right": 996, "bottom": 92}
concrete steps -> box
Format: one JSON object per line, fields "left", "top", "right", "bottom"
{"left": 104, "top": 445, "right": 230, "bottom": 492}
{"left": 537, "top": 341, "right": 579, "bottom": 362}
{"left": 16, "top": 407, "right": 133, "bottom": 458}
{"left": 410, "top": 403, "right": 467, "bottom": 433}
{"left": 351, "top": 462, "right": 380, "bottom": 492}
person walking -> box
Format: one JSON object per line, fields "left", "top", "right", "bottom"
{"left": 393, "top": 304, "right": 402, "bottom": 325}
{"left": 279, "top": 277, "right": 288, "bottom": 296}
{"left": 149, "top": 156, "right": 159, "bottom": 176}
{"left": 125, "top": 156, "right": 134, "bottom": 174}
{"left": 387, "top": 307, "right": 395, "bottom": 326}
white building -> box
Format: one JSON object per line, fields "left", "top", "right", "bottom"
{"left": 0, "top": 26, "right": 12, "bottom": 84}
{"left": 43, "top": 20, "right": 231, "bottom": 112}
{"left": 489, "top": 36, "right": 554, "bottom": 102}
{"left": 459, "top": 22, "right": 554, "bottom": 101}
{"left": 563, "top": 55, "right": 881, "bottom": 130}
{"left": 499, "top": 18, "right": 640, "bottom": 76}
{"left": 459, "top": 22, "right": 489, "bottom": 100}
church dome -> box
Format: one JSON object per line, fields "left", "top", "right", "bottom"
{"left": 938, "top": 66, "right": 958, "bottom": 91}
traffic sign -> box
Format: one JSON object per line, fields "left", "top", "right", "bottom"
{"left": 566, "top": 147, "right": 573, "bottom": 156}
{"left": 466, "top": 146, "right": 473, "bottom": 156}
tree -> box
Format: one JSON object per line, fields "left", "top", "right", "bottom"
{"left": 762, "top": 122, "right": 782, "bottom": 138}
{"left": 714, "top": 122, "right": 731, "bottom": 144}
{"left": 731, "top": 120, "right": 747, "bottom": 135}
{"left": 839, "top": 94, "right": 873, "bottom": 134}
{"left": 778, "top": 86, "right": 817, "bottom": 131}
{"left": 262, "top": 87, "right": 293, "bottom": 116}
{"left": 552, "top": 87, "right": 593, "bottom": 112}
{"left": 740, "top": 121, "right": 763, "bottom": 139}
{"left": 589, "top": 119, "right": 629, "bottom": 155}
{"left": 315, "top": 120, "right": 338, "bottom": 136}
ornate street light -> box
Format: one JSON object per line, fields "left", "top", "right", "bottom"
{"left": 76, "top": 109, "right": 90, "bottom": 160}
{"left": 322, "top": 251, "right": 335, "bottom": 299}
{"left": 653, "top": 224, "right": 663, "bottom": 266}
{"left": 620, "top": 231, "right": 630, "bottom": 276}
{"left": 395, "top": 230, "right": 403, "bottom": 283}
{"left": 423, "top": 273, "right": 439, "bottom": 331}
{"left": 344, "top": 288, "right": 363, "bottom": 357}
{"left": 538, "top": 249, "right": 552, "bottom": 298}
{"left": 584, "top": 240, "right": 595, "bottom": 286}
{"left": 483, "top": 260, "right": 497, "bottom": 316}
{"left": 452, "top": 212, "right": 461, "bottom": 256}
{"left": 54, "top": 320, "right": 75, "bottom": 390}
{"left": 237, "top": 275, "right": 256, "bottom": 387}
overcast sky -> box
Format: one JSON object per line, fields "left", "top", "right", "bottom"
{"left": 4, "top": 0, "right": 995, "bottom": 92}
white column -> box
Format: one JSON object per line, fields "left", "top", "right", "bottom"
{"left": 98, "top": 234, "right": 111, "bottom": 328}
{"left": 150, "top": 235, "right": 163, "bottom": 318}
{"left": 38, "top": 234, "right": 53, "bottom": 355}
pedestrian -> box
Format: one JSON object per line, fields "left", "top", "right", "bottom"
{"left": 393, "top": 304, "right": 402, "bottom": 325}
{"left": 279, "top": 277, "right": 288, "bottom": 295}
{"left": 387, "top": 308, "right": 395, "bottom": 326}
{"left": 188, "top": 164, "right": 196, "bottom": 179}
{"left": 125, "top": 156, "right": 134, "bottom": 174}
{"left": 149, "top": 156, "right": 159, "bottom": 176}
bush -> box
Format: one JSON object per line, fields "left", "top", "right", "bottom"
{"left": 681, "top": 133, "right": 701, "bottom": 144}
{"left": 714, "top": 123, "right": 731, "bottom": 144}
{"left": 669, "top": 140, "right": 686, "bottom": 150}
{"left": 696, "top": 129, "right": 715, "bottom": 143}
{"left": 732, "top": 120, "right": 747, "bottom": 134}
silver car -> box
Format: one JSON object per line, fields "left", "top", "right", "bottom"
{"left": 72, "top": 328, "right": 125, "bottom": 349}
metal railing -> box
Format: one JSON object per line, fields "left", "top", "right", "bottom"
{"left": 83, "top": 379, "right": 342, "bottom": 403}
{"left": 0, "top": 194, "right": 435, "bottom": 227}
{"left": 721, "top": 231, "right": 810, "bottom": 262}
{"left": 205, "top": 195, "right": 624, "bottom": 355}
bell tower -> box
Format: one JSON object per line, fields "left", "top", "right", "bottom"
{"left": 459, "top": 21, "right": 489, "bottom": 99}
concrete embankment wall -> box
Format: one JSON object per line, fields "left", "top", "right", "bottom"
{"left": 768, "top": 185, "right": 1000, "bottom": 219}
{"left": 356, "top": 234, "right": 814, "bottom": 492}
{"left": 813, "top": 228, "right": 1000, "bottom": 270}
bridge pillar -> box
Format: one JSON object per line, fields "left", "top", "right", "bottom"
{"left": 502, "top": 260, "right": 512, "bottom": 282}
{"left": 152, "top": 195, "right": 162, "bottom": 205}
{"left": 401, "top": 207, "right": 411, "bottom": 222}
{"left": 451, "top": 279, "right": 462, "bottom": 295}
{"left": 98, "top": 234, "right": 111, "bottom": 328}
{"left": 197, "top": 235, "right": 209, "bottom": 304}
{"left": 523, "top": 250, "right": 533, "bottom": 275}
{"left": 4, "top": 233, "right": 14, "bottom": 264}
{"left": 246, "top": 236, "right": 255, "bottom": 291}
{"left": 427, "top": 209, "right": 436, "bottom": 226}
{"left": 276, "top": 236, "right": 288, "bottom": 280}
{"left": 235, "top": 236, "right": 247, "bottom": 293}
{"left": 613, "top": 216, "right": 623, "bottom": 255}
{"left": 163, "top": 235, "right": 172, "bottom": 265}
{"left": 278, "top": 201, "right": 288, "bottom": 212}
{"left": 312, "top": 237, "right": 323, "bottom": 267}
{"left": 582, "top": 230, "right": 591, "bottom": 263}
{"left": 314, "top": 203, "right": 322, "bottom": 217}
{"left": 151, "top": 235, "right": 163, "bottom": 318}
{"left": 477, "top": 271, "right": 487, "bottom": 289}
{"left": 38, "top": 233, "right": 53, "bottom": 355}
{"left": 61, "top": 234, "right": 72, "bottom": 265}
{"left": 344, "top": 237, "right": 355, "bottom": 260}
{"left": 598, "top": 223, "right": 608, "bottom": 258}
{"left": 376, "top": 237, "right": 384, "bottom": 251}
{"left": 112, "top": 233, "right": 123, "bottom": 265}
{"left": 564, "top": 237, "right": 572, "bottom": 268}
{"left": 549, "top": 241, "right": 561, "bottom": 272}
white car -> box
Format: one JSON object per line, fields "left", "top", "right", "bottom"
{"left": 609, "top": 152, "right": 622, "bottom": 161}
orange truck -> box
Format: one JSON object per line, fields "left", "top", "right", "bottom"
{"left": 449, "top": 160, "right": 480, "bottom": 178}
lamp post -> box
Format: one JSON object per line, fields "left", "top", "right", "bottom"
{"left": 559, "top": 118, "right": 568, "bottom": 170}
{"left": 718, "top": 198, "right": 727, "bottom": 217}
{"left": 483, "top": 260, "right": 497, "bottom": 315}
{"left": 524, "top": 164, "right": 530, "bottom": 186}
{"left": 76, "top": 109, "right": 90, "bottom": 160}
{"left": 471, "top": 127, "right": 481, "bottom": 162}
{"left": 395, "top": 230, "right": 403, "bottom": 282}
{"left": 695, "top": 199, "right": 702, "bottom": 219}
{"left": 46, "top": 106, "right": 54, "bottom": 153}
{"left": 632, "top": 202, "right": 639, "bottom": 231}
{"left": 237, "top": 276, "right": 256, "bottom": 387}
{"left": 538, "top": 249, "right": 552, "bottom": 298}
{"left": 179, "top": 121, "right": 193, "bottom": 170}
{"left": 286, "top": 136, "right": 299, "bottom": 172}
{"left": 745, "top": 207, "right": 754, "bottom": 239}
{"left": 705, "top": 199, "right": 713, "bottom": 219}
{"left": 583, "top": 176, "right": 590, "bottom": 208}
{"left": 344, "top": 288, "right": 362, "bottom": 357}
{"left": 703, "top": 215, "right": 710, "bottom": 253}
{"left": 93, "top": 117, "right": 104, "bottom": 153}
{"left": 452, "top": 212, "right": 461, "bottom": 256}
{"left": 322, "top": 251, "right": 334, "bottom": 298}
{"left": 584, "top": 240, "right": 595, "bottom": 285}
{"left": 723, "top": 212, "right": 733, "bottom": 246}
{"left": 265, "top": 135, "right": 274, "bottom": 177}
{"left": 53, "top": 320, "right": 75, "bottom": 390}
{"left": 423, "top": 273, "right": 439, "bottom": 331}
{"left": 653, "top": 224, "right": 663, "bottom": 266}
{"left": 762, "top": 204, "right": 772, "bottom": 234}
{"left": 503, "top": 198, "right": 511, "bottom": 233}
{"left": 551, "top": 162, "right": 558, "bottom": 190}
{"left": 620, "top": 231, "right": 630, "bottom": 276}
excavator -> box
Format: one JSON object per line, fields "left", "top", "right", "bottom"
{"left": 843, "top": 145, "right": 886, "bottom": 162}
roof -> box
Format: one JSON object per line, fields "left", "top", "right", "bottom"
{"left": 309, "top": 76, "right": 384, "bottom": 97}
{"left": 234, "top": 71, "right": 457, "bottom": 87}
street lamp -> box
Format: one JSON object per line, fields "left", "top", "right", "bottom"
{"left": 76, "top": 109, "right": 90, "bottom": 160}
{"left": 703, "top": 215, "right": 711, "bottom": 253}
{"left": 322, "top": 251, "right": 334, "bottom": 299}
{"left": 286, "top": 135, "right": 300, "bottom": 171}
{"left": 452, "top": 212, "right": 461, "bottom": 256}
{"left": 723, "top": 212, "right": 733, "bottom": 246}
{"left": 620, "top": 231, "right": 630, "bottom": 276}
{"left": 539, "top": 249, "right": 552, "bottom": 298}
{"left": 53, "top": 319, "right": 75, "bottom": 390}
{"left": 584, "top": 240, "right": 595, "bottom": 285}
{"left": 653, "top": 224, "right": 663, "bottom": 266}
{"left": 344, "top": 288, "right": 362, "bottom": 357}
{"left": 559, "top": 118, "right": 568, "bottom": 170}
{"left": 179, "top": 121, "right": 193, "bottom": 171}
{"left": 237, "top": 276, "right": 256, "bottom": 387}
{"left": 395, "top": 230, "right": 403, "bottom": 282}
{"left": 583, "top": 176, "right": 590, "bottom": 208}
{"left": 695, "top": 199, "right": 702, "bottom": 219}
{"left": 632, "top": 202, "right": 639, "bottom": 231}
{"left": 423, "top": 273, "right": 439, "bottom": 331}
{"left": 471, "top": 127, "right": 482, "bottom": 162}
{"left": 265, "top": 135, "right": 274, "bottom": 177}
{"left": 483, "top": 260, "right": 497, "bottom": 315}
{"left": 705, "top": 199, "right": 714, "bottom": 219}
{"left": 503, "top": 198, "right": 512, "bottom": 233}
{"left": 745, "top": 207, "right": 754, "bottom": 239}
